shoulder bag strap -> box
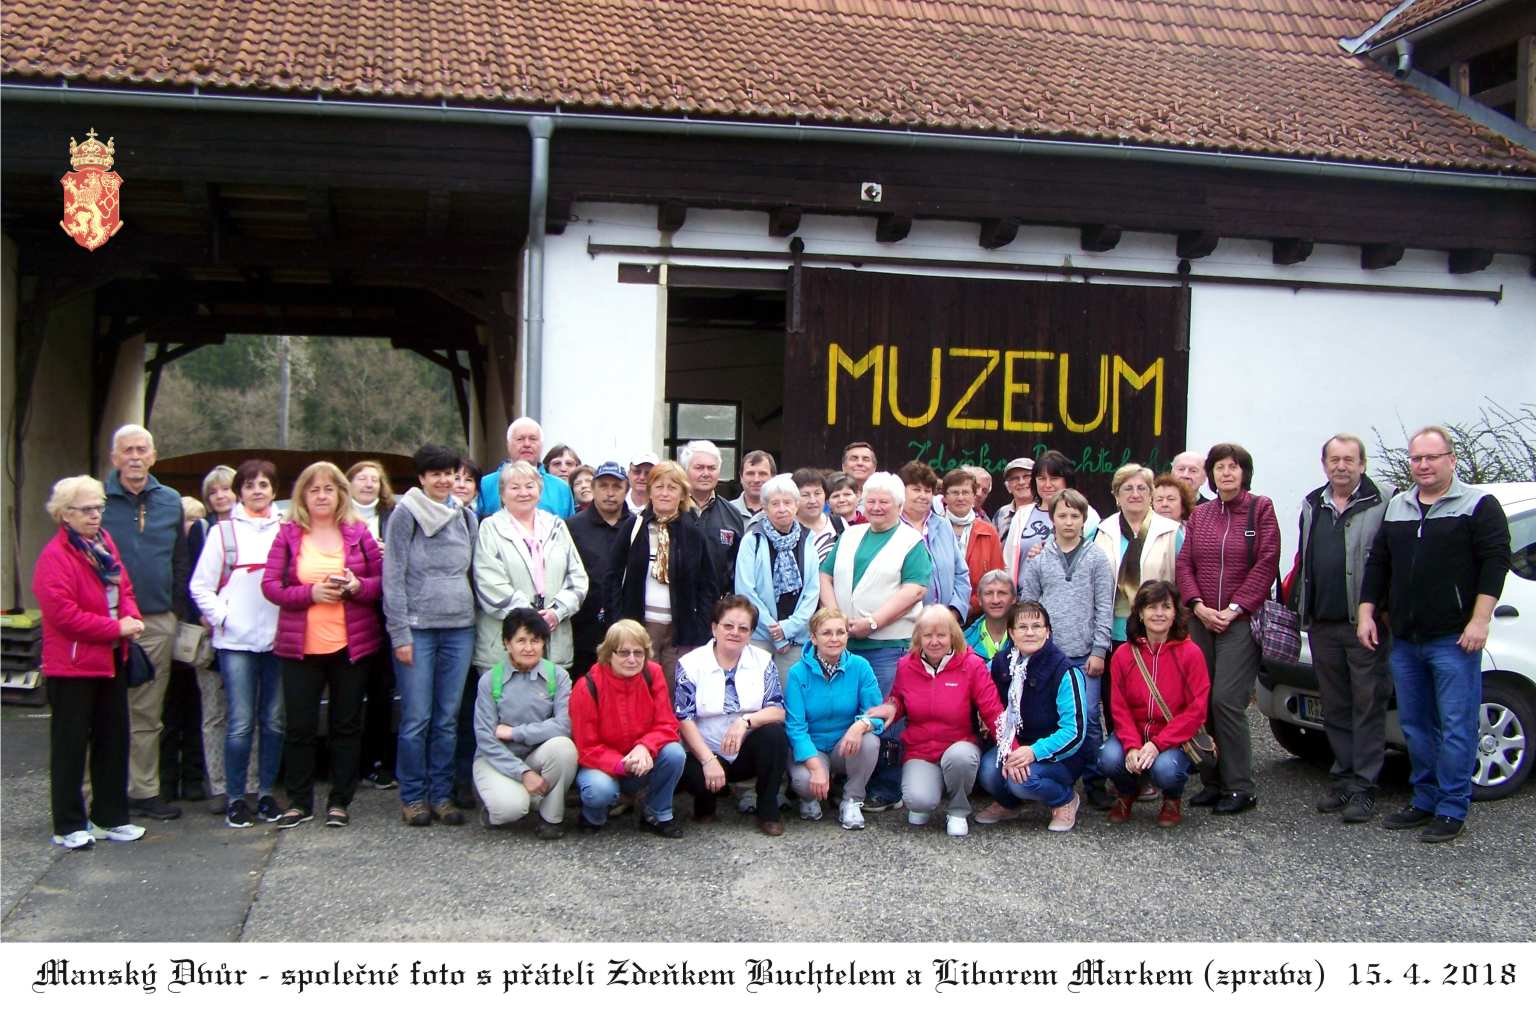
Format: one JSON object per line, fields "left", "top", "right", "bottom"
{"left": 1130, "top": 646, "right": 1175, "bottom": 725}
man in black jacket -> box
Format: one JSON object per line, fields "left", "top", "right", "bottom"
{"left": 1359, "top": 426, "right": 1510, "bottom": 844}
{"left": 567, "top": 462, "right": 633, "bottom": 678}
{"left": 681, "top": 440, "right": 744, "bottom": 596}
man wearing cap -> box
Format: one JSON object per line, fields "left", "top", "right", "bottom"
{"left": 994, "top": 456, "right": 1035, "bottom": 580}
{"left": 477, "top": 417, "right": 575, "bottom": 518}
{"left": 626, "top": 452, "right": 658, "bottom": 515}
{"left": 567, "top": 462, "right": 636, "bottom": 678}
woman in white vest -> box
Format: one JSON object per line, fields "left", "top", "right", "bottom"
{"left": 816, "top": 470, "right": 933, "bottom": 811}
{"left": 1093, "top": 463, "right": 1181, "bottom": 649}
{"left": 675, "top": 595, "right": 790, "bottom": 836}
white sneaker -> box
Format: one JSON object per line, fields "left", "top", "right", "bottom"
{"left": 51, "top": 830, "right": 95, "bottom": 850}
{"left": 798, "top": 799, "right": 823, "bottom": 821}
{"left": 907, "top": 810, "right": 931, "bottom": 826}
{"left": 736, "top": 791, "right": 758, "bottom": 815}
{"left": 89, "top": 821, "right": 146, "bottom": 842}
{"left": 839, "top": 799, "right": 866, "bottom": 830}
{"left": 946, "top": 814, "right": 969, "bottom": 838}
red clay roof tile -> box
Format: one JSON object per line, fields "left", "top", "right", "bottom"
{"left": 2, "top": 1, "right": 1531, "bottom": 173}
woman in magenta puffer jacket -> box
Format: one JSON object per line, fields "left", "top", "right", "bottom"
{"left": 261, "top": 461, "right": 383, "bottom": 829}
{"left": 33, "top": 476, "right": 148, "bottom": 849}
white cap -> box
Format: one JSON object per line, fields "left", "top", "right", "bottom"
{"left": 630, "top": 452, "right": 661, "bottom": 467}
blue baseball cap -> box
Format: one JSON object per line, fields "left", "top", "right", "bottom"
{"left": 594, "top": 461, "right": 628, "bottom": 481}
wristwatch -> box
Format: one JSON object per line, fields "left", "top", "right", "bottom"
{"left": 1227, "top": 602, "right": 1241, "bottom": 613}
{"left": 866, "top": 616, "right": 880, "bottom": 633}
{"left": 742, "top": 714, "right": 753, "bottom": 730}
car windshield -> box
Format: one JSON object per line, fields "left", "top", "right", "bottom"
{"left": 1509, "top": 508, "right": 1536, "bottom": 581}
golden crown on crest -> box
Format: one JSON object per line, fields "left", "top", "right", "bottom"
{"left": 67, "top": 128, "right": 116, "bottom": 171}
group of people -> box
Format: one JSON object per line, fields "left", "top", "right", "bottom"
{"left": 36, "top": 419, "right": 1508, "bottom": 850}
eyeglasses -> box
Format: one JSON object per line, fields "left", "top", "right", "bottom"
{"left": 613, "top": 648, "right": 646, "bottom": 659}
{"left": 717, "top": 623, "right": 753, "bottom": 635}
{"left": 1011, "top": 623, "right": 1048, "bottom": 634}
{"left": 69, "top": 505, "right": 106, "bottom": 516}
{"left": 1408, "top": 452, "right": 1452, "bottom": 465}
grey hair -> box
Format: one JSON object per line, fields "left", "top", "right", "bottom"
{"left": 1409, "top": 425, "right": 1454, "bottom": 456}
{"left": 505, "top": 417, "right": 543, "bottom": 443}
{"left": 111, "top": 423, "right": 154, "bottom": 451}
{"left": 860, "top": 471, "right": 905, "bottom": 508}
{"left": 680, "top": 439, "right": 722, "bottom": 470}
{"left": 498, "top": 459, "right": 544, "bottom": 495}
{"left": 46, "top": 475, "right": 105, "bottom": 523}
{"left": 977, "top": 569, "right": 1013, "bottom": 593}
{"left": 760, "top": 473, "right": 799, "bottom": 503}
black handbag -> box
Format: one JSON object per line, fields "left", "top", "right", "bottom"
{"left": 124, "top": 642, "right": 156, "bottom": 688}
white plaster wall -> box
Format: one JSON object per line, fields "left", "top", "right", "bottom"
{"left": 544, "top": 202, "right": 1535, "bottom": 561}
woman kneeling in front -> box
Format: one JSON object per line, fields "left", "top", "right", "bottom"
{"left": 975, "top": 600, "right": 1094, "bottom": 833}
{"left": 868, "top": 604, "right": 1003, "bottom": 838}
{"left": 1100, "top": 580, "right": 1210, "bottom": 827}
{"left": 472, "top": 607, "right": 577, "bottom": 839}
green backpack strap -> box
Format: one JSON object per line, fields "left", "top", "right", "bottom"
{"left": 492, "top": 659, "right": 558, "bottom": 703}
{"left": 541, "top": 658, "right": 557, "bottom": 699}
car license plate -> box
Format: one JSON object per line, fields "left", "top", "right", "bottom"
{"left": 1297, "top": 695, "right": 1324, "bottom": 724}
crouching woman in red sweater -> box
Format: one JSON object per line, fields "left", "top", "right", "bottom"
{"left": 1100, "top": 580, "right": 1211, "bottom": 828}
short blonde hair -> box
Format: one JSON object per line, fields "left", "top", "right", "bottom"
{"left": 908, "top": 604, "right": 966, "bottom": 655}
{"left": 1111, "top": 463, "right": 1154, "bottom": 495}
{"left": 596, "top": 619, "right": 652, "bottom": 666}
{"left": 647, "top": 460, "right": 694, "bottom": 512}
{"left": 201, "top": 465, "right": 236, "bottom": 506}
{"left": 181, "top": 496, "right": 207, "bottom": 522}
{"left": 498, "top": 459, "right": 544, "bottom": 499}
{"left": 46, "top": 476, "right": 104, "bottom": 523}
{"left": 808, "top": 606, "right": 849, "bottom": 636}
{"left": 288, "top": 461, "right": 356, "bottom": 529}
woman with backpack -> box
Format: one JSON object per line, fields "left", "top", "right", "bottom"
{"left": 189, "top": 459, "right": 285, "bottom": 828}
{"left": 471, "top": 608, "right": 576, "bottom": 838}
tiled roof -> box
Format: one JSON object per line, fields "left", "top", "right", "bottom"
{"left": 3, "top": 1, "right": 1532, "bottom": 174}
{"left": 1381, "top": 0, "right": 1484, "bottom": 39}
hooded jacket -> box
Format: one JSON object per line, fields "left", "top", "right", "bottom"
{"left": 34, "top": 526, "right": 142, "bottom": 678}
{"left": 782, "top": 645, "right": 885, "bottom": 763}
{"left": 382, "top": 488, "right": 478, "bottom": 649}
{"left": 1018, "top": 536, "right": 1115, "bottom": 661}
{"left": 188, "top": 503, "right": 284, "bottom": 652}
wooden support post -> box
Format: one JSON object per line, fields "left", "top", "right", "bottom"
{"left": 1450, "top": 61, "right": 1471, "bottom": 97}
{"left": 1080, "top": 224, "right": 1122, "bottom": 252}
{"left": 1519, "top": 35, "right": 1534, "bottom": 130}
{"left": 1176, "top": 230, "right": 1219, "bottom": 260}
{"left": 1271, "top": 238, "right": 1314, "bottom": 266}
{"left": 1361, "top": 243, "right": 1405, "bottom": 270}
{"left": 1448, "top": 248, "right": 1493, "bottom": 274}
{"left": 978, "top": 218, "right": 1020, "bottom": 250}
{"left": 875, "top": 213, "right": 912, "bottom": 243}
{"left": 546, "top": 197, "right": 573, "bottom": 235}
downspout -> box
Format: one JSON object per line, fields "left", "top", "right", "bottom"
{"left": 524, "top": 116, "right": 552, "bottom": 421}
{"left": 1394, "top": 38, "right": 1414, "bottom": 79}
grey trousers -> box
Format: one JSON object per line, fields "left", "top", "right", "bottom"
{"left": 1189, "top": 617, "right": 1260, "bottom": 796}
{"left": 751, "top": 639, "right": 803, "bottom": 686}
{"left": 1308, "top": 620, "right": 1393, "bottom": 795}
{"left": 472, "top": 737, "right": 578, "bottom": 825}
{"left": 787, "top": 731, "right": 879, "bottom": 803}
{"left": 901, "top": 740, "right": 981, "bottom": 817}
{"left": 127, "top": 612, "right": 177, "bottom": 799}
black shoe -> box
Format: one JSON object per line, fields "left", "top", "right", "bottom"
{"left": 639, "top": 816, "right": 684, "bottom": 839}
{"left": 534, "top": 818, "right": 564, "bottom": 840}
{"left": 255, "top": 795, "right": 282, "bottom": 823}
{"left": 275, "top": 807, "right": 312, "bottom": 829}
{"left": 1189, "top": 787, "right": 1221, "bottom": 808}
{"left": 1315, "top": 788, "right": 1347, "bottom": 813}
{"left": 363, "top": 766, "right": 398, "bottom": 790}
{"left": 1383, "top": 805, "right": 1434, "bottom": 831}
{"left": 129, "top": 796, "right": 183, "bottom": 821}
{"left": 181, "top": 781, "right": 208, "bottom": 803}
{"left": 1341, "top": 792, "right": 1376, "bottom": 824}
{"left": 453, "top": 782, "right": 478, "bottom": 810}
{"left": 1082, "top": 783, "right": 1116, "bottom": 811}
{"left": 1419, "top": 815, "right": 1464, "bottom": 844}
{"left": 225, "top": 799, "right": 254, "bottom": 829}
{"left": 1212, "top": 792, "right": 1257, "bottom": 815}
{"left": 862, "top": 796, "right": 903, "bottom": 813}
{"left": 578, "top": 818, "right": 604, "bottom": 834}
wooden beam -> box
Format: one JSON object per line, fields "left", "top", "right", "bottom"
{"left": 1176, "top": 230, "right": 1219, "bottom": 260}
{"left": 1271, "top": 237, "right": 1314, "bottom": 266}
{"left": 978, "top": 218, "right": 1020, "bottom": 250}
{"left": 546, "top": 196, "right": 573, "bottom": 235}
{"left": 1361, "top": 243, "right": 1405, "bottom": 270}
{"left": 426, "top": 189, "right": 452, "bottom": 241}
{"left": 657, "top": 201, "right": 688, "bottom": 233}
{"left": 305, "top": 187, "right": 336, "bottom": 241}
{"left": 1080, "top": 224, "right": 1122, "bottom": 252}
{"left": 1472, "top": 81, "right": 1518, "bottom": 109}
{"left": 768, "top": 205, "right": 803, "bottom": 237}
{"left": 1450, "top": 61, "right": 1472, "bottom": 97}
{"left": 1448, "top": 248, "right": 1493, "bottom": 274}
{"left": 876, "top": 213, "right": 912, "bottom": 244}
{"left": 1520, "top": 35, "right": 1534, "bottom": 129}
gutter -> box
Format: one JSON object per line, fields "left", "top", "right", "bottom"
{"left": 3, "top": 81, "right": 1534, "bottom": 192}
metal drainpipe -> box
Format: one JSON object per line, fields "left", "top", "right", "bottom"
{"left": 524, "top": 116, "right": 552, "bottom": 422}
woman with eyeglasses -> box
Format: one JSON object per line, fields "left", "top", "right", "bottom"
{"left": 676, "top": 596, "right": 790, "bottom": 836}
{"left": 34, "top": 476, "right": 148, "bottom": 849}
{"left": 568, "top": 619, "right": 687, "bottom": 836}
{"left": 1094, "top": 464, "right": 1182, "bottom": 649}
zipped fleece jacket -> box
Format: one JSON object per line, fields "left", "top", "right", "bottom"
{"left": 782, "top": 646, "right": 885, "bottom": 762}
{"left": 914, "top": 511, "right": 972, "bottom": 620}
{"left": 1361, "top": 478, "right": 1509, "bottom": 642}
{"left": 34, "top": 526, "right": 142, "bottom": 677}
{"left": 1175, "top": 490, "right": 1281, "bottom": 615}
{"left": 887, "top": 648, "right": 1004, "bottom": 764}
{"left": 1018, "top": 537, "right": 1115, "bottom": 661}
{"left": 261, "top": 521, "right": 385, "bottom": 662}
{"left": 987, "top": 637, "right": 1091, "bottom": 772}
{"left": 382, "top": 492, "right": 478, "bottom": 650}
{"left": 692, "top": 494, "right": 746, "bottom": 595}
{"left": 188, "top": 504, "right": 283, "bottom": 651}
{"left": 1294, "top": 475, "right": 1393, "bottom": 628}
{"left": 569, "top": 661, "right": 681, "bottom": 777}
{"left": 734, "top": 517, "right": 821, "bottom": 650}
{"left": 102, "top": 470, "right": 188, "bottom": 617}
{"left": 1107, "top": 637, "right": 1210, "bottom": 753}
{"left": 473, "top": 657, "right": 573, "bottom": 779}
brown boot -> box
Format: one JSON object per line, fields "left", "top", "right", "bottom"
{"left": 1108, "top": 795, "right": 1135, "bottom": 824}
{"left": 1156, "top": 798, "right": 1182, "bottom": 828}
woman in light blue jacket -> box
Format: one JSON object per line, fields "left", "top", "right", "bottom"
{"left": 734, "top": 474, "right": 821, "bottom": 681}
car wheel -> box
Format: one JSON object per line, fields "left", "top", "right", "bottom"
{"left": 1268, "top": 719, "right": 1332, "bottom": 765}
{"left": 1471, "top": 677, "right": 1534, "bottom": 801}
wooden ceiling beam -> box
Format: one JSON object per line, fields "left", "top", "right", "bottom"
{"left": 1271, "top": 237, "right": 1314, "bottom": 265}
{"left": 1448, "top": 248, "right": 1493, "bottom": 274}
{"left": 1361, "top": 243, "right": 1406, "bottom": 270}
{"left": 978, "top": 217, "right": 1020, "bottom": 250}
{"left": 1080, "top": 224, "right": 1122, "bottom": 252}
{"left": 876, "top": 212, "right": 912, "bottom": 243}
{"left": 768, "top": 205, "right": 803, "bottom": 237}
{"left": 657, "top": 201, "right": 688, "bottom": 233}
{"left": 1176, "top": 230, "right": 1219, "bottom": 260}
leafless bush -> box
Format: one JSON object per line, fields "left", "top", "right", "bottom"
{"left": 1373, "top": 401, "right": 1536, "bottom": 491}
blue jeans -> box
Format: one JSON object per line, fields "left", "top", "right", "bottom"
{"left": 394, "top": 626, "right": 475, "bottom": 806}
{"left": 1097, "top": 736, "right": 1192, "bottom": 798}
{"left": 977, "top": 746, "right": 1079, "bottom": 809}
{"left": 219, "top": 649, "right": 284, "bottom": 797}
{"left": 1065, "top": 654, "right": 1107, "bottom": 788}
{"left": 859, "top": 644, "right": 906, "bottom": 803}
{"left": 1390, "top": 635, "right": 1481, "bottom": 820}
{"left": 577, "top": 741, "right": 686, "bottom": 825}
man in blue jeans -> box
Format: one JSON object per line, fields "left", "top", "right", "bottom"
{"left": 1358, "top": 426, "right": 1509, "bottom": 844}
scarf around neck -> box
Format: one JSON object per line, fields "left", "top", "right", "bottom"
{"left": 1117, "top": 513, "right": 1148, "bottom": 613}
{"left": 947, "top": 507, "right": 976, "bottom": 550}
{"left": 400, "top": 487, "right": 459, "bottom": 536}
{"left": 995, "top": 647, "right": 1030, "bottom": 764}
{"left": 765, "top": 521, "right": 805, "bottom": 596}
{"left": 648, "top": 507, "right": 679, "bottom": 584}
{"left": 65, "top": 525, "right": 121, "bottom": 588}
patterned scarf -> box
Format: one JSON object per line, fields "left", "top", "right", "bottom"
{"left": 65, "top": 525, "right": 121, "bottom": 588}
{"left": 765, "top": 521, "right": 804, "bottom": 597}
{"left": 648, "top": 509, "right": 678, "bottom": 584}
{"left": 994, "top": 647, "right": 1030, "bottom": 765}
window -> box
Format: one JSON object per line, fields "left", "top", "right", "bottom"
{"left": 666, "top": 400, "right": 740, "bottom": 480}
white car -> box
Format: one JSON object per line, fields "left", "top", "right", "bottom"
{"left": 1258, "top": 481, "right": 1536, "bottom": 800}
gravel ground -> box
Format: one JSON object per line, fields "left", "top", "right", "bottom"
{"left": 4, "top": 704, "right": 1531, "bottom": 942}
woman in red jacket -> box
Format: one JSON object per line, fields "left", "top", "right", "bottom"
{"left": 569, "top": 619, "right": 687, "bottom": 837}
{"left": 1102, "top": 580, "right": 1211, "bottom": 828}
{"left": 869, "top": 605, "right": 1004, "bottom": 838}
{"left": 1174, "top": 443, "right": 1280, "bottom": 815}
{"left": 33, "top": 476, "right": 148, "bottom": 849}
{"left": 261, "top": 462, "right": 384, "bottom": 829}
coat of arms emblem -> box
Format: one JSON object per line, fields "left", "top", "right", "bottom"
{"left": 59, "top": 128, "right": 123, "bottom": 251}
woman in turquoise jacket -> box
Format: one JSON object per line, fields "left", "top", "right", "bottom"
{"left": 734, "top": 474, "right": 822, "bottom": 681}
{"left": 783, "top": 607, "right": 886, "bottom": 831}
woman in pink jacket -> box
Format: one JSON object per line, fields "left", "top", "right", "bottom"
{"left": 33, "top": 476, "right": 147, "bottom": 849}
{"left": 261, "top": 462, "right": 384, "bottom": 828}
{"left": 869, "top": 605, "right": 1004, "bottom": 838}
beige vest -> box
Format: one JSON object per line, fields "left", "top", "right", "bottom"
{"left": 831, "top": 522, "right": 924, "bottom": 641}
